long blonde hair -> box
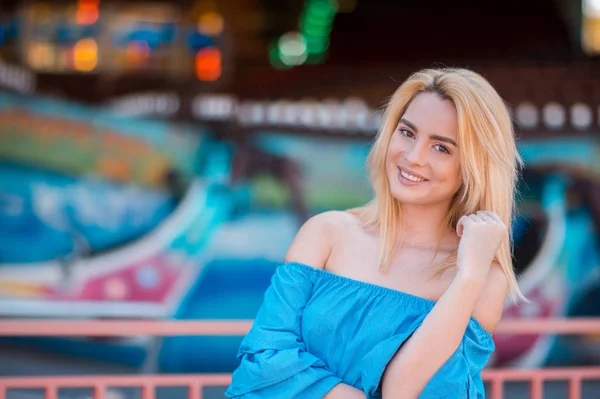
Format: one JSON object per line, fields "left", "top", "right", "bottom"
{"left": 350, "top": 68, "right": 525, "bottom": 303}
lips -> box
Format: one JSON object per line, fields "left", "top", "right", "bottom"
{"left": 398, "top": 166, "right": 428, "bottom": 182}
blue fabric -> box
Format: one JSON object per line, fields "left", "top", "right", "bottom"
{"left": 225, "top": 262, "right": 495, "bottom": 399}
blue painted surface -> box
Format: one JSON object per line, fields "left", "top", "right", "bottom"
{"left": 0, "top": 161, "right": 176, "bottom": 263}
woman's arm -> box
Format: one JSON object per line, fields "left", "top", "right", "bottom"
{"left": 287, "top": 211, "right": 367, "bottom": 399}
{"left": 325, "top": 383, "right": 367, "bottom": 399}
{"left": 381, "top": 268, "right": 505, "bottom": 398}
{"left": 381, "top": 211, "right": 509, "bottom": 398}
{"left": 226, "top": 211, "right": 364, "bottom": 398}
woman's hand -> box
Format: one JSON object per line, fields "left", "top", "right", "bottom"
{"left": 455, "top": 210, "right": 507, "bottom": 282}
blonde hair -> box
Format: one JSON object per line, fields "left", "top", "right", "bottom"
{"left": 350, "top": 68, "right": 525, "bottom": 303}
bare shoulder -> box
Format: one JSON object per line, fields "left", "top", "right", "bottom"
{"left": 285, "top": 210, "right": 356, "bottom": 269}
{"left": 472, "top": 261, "right": 509, "bottom": 333}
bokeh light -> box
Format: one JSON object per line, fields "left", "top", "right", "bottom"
{"left": 195, "top": 47, "right": 221, "bottom": 81}
{"left": 76, "top": 0, "right": 100, "bottom": 25}
{"left": 73, "top": 37, "right": 98, "bottom": 71}
{"left": 197, "top": 12, "right": 224, "bottom": 36}
{"left": 125, "top": 40, "right": 151, "bottom": 65}
{"left": 278, "top": 32, "right": 307, "bottom": 66}
{"left": 271, "top": 0, "right": 337, "bottom": 67}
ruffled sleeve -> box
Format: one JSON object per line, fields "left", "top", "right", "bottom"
{"left": 225, "top": 264, "right": 343, "bottom": 398}
{"left": 459, "top": 322, "right": 496, "bottom": 399}
{"left": 360, "top": 313, "right": 428, "bottom": 399}
{"left": 360, "top": 317, "right": 495, "bottom": 399}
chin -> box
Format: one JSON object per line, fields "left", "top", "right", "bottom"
{"left": 389, "top": 184, "right": 426, "bottom": 204}
{"left": 388, "top": 182, "right": 451, "bottom": 208}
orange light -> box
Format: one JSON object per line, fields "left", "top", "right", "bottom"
{"left": 76, "top": 0, "right": 100, "bottom": 25}
{"left": 76, "top": 6, "right": 99, "bottom": 24}
{"left": 73, "top": 38, "right": 98, "bottom": 71}
{"left": 582, "top": 16, "right": 600, "bottom": 54}
{"left": 195, "top": 47, "right": 221, "bottom": 81}
{"left": 197, "top": 12, "right": 224, "bottom": 36}
{"left": 77, "top": 0, "right": 101, "bottom": 5}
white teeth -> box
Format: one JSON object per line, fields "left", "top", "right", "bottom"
{"left": 400, "top": 169, "right": 425, "bottom": 182}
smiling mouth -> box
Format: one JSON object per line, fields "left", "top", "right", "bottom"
{"left": 398, "top": 167, "right": 428, "bottom": 182}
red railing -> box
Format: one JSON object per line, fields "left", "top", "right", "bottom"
{"left": 1, "top": 318, "right": 600, "bottom": 399}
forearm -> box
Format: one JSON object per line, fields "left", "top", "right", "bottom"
{"left": 381, "top": 273, "right": 486, "bottom": 398}
{"left": 324, "top": 383, "right": 366, "bottom": 399}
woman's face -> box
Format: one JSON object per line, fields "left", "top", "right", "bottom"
{"left": 386, "top": 91, "right": 462, "bottom": 207}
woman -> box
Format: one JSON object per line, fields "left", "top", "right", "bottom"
{"left": 225, "top": 68, "right": 525, "bottom": 399}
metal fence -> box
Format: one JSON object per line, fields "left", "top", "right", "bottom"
{"left": 1, "top": 318, "right": 600, "bottom": 399}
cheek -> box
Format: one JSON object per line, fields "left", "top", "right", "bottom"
{"left": 386, "top": 137, "right": 404, "bottom": 158}
{"left": 385, "top": 139, "right": 400, "bottom": 163}
{"left": 436, "top": 159, "right": 461, "bottom": 185}
{"left": 450, "top": 166, "right": 462, "bottom": 190}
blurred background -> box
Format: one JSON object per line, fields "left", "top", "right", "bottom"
{"left": 1, "top": 0, "right": 600, "bottom": 397}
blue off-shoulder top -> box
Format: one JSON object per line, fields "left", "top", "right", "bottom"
{"left": 225, "top": 262, "right": 495, "bottom": 399}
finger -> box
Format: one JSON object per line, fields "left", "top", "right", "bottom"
{"left": 476, "top": 211, "right": 496, "bottom": 224}
{"left": 458, "top": 215, "right": 475, "bottom": 225}
{"left": 478, "top": 210, "right": 503, "bottom": 225}
{"left": 468, "top": 214, "right": 485, "bottom": 224}
{"left": 456, "top": 215, "right": 473, "bottom": 236}
{"left": 456, "top": 219, "right": 463, "bottom": 237}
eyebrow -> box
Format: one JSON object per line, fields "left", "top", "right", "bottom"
{"left": 399, "top": 118, "right": 457, "bottom": 147}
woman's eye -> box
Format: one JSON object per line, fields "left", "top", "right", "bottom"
{"left": 399, "top": 128, "right": 414, "bottom": 138}
{"left": 434, "top": 144, "right": 450, "bottom": 154}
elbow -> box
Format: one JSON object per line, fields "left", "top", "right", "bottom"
{"left": 381, "top": 379, "right": 423, "bottom": 399}
{"left": 381, "top": 381, "right": 422, "bottom": 399}
{"left": 381, "top": 386, "right": 420, "bottom": 399}
{"left": 380, "top": 362, "right": 426, "bottom": 399}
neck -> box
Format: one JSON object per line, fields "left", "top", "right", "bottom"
{"left": 397, "top": 202, "right": 455, "bottom": 247}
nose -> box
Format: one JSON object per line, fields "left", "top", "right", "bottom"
{"left": 404, "top": 140, "right": 427, "bottom": 167}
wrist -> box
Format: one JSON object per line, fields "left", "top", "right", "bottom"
{"left": 450, "top": 273, "right": 487, "bottom": 308}
{"left": 454, "top": 268, "right": 487, "bottom": 288}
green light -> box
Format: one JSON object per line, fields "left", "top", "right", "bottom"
{"left": 304, "top": 36, "right": 329, "bottom": 54}
{"left": 271, "top": 0, "right": 339, "bottom": 68}
{"left": 309, "top": 0, "right": 338, "bottom": 14}
{"left": 302, "top": 10, "right": 333, "bottom": 25}
{"left": 306, "top": 3, "right": 335, "bottom": 20}
{"left": 301, "top": 18, "right": 331, "bottom": 37}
